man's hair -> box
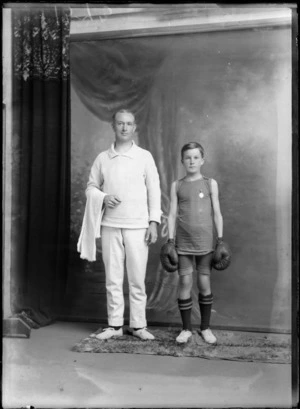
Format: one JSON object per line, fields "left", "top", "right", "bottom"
{"left": 112, "top": 109, "right": 136, "bottom": 123}
{"left": 181, "top": 142, "right": 205, "bottom": 159}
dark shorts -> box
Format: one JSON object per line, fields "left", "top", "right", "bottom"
{"left": 178, "top": 252, "right": 213, "bottom": 276}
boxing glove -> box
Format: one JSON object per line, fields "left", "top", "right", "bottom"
{"left": 160, "top": 239, "right": 178, "bottom": 273}
{"left": 212, "top": 238, "right": 231, "bottom": 271}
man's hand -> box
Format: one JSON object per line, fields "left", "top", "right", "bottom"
{"left": 104, "top": 195, "right": 122, "bottom": 209}
{"left": 145, "top": 221, "right": 158, "bottom": 245}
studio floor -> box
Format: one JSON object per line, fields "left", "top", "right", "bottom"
{"left": 2, "top": 321, "right": 292, "bottom": 408}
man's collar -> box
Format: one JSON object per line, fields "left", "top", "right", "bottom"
{"left": 108, "top": 141, "right": 137, "bottom": 159}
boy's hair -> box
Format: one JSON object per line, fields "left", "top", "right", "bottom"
{"left": 181, "top": 142, "right": 205, "bottom": 159}
{"left": 112, "top": 109, "right": 136, "bottom": 123}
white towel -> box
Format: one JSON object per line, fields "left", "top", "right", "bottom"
{"left": 77, "top": 187, "right": 106, "bottom": 262}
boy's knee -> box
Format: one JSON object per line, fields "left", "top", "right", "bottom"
{"left": 179, "top": 275, "right": 192, "bottom": 289}
{"left": 197, "top": 266, "right": 211, "bottom": 276}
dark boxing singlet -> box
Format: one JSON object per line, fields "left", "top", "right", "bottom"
{"left": 175, "top": 177, "right": 214, "bottom": 255}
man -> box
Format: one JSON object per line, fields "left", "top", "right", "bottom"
{"left": 86, "top": 109, "right": 161, "bottom": 340}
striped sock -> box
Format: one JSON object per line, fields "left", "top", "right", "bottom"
{"left": 178, "top": 297, "right": 193, "bottom": 331}
{"left": 198, "top": 293, "right": 213, "bottom": 331}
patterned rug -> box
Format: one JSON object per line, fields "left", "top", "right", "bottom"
{"left": 72, "top": 327, "right": 291, "bottom": 364}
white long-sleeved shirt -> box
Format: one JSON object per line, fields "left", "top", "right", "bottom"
{"left": 86, "top": 142, "right": 162, "bottom": 228}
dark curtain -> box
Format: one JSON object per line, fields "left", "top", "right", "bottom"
{"left": 71, "top": 40, "right": 181, "bottom": 317}
{"left": 11, "top": 7, "right": 71, "bottom": 328}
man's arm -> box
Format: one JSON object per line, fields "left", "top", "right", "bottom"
{"left": 86, "top": 156, "right": 103, "bottom": 193}
{"left": 86, "top": 155, "right": 120, "bottom": 208}
{"left": 144, "top": 152, "right": 162, "bottom": 225}
{"left": 144, "top": 152, "right": 161, "bottom": 245}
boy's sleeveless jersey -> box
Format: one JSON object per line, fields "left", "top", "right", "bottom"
{"left": 175, "top": 177, "right": 214, "bottom": 255}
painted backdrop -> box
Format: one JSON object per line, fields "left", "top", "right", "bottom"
{"left": 64, "top": 27, "right": 292, "bottom": 332}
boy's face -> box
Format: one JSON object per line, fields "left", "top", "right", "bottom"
{"left": 182, "top": 148, "right": 204, "bottom": 174}
{"left": 113, "top": 112, "right": 136, "bottom": 143}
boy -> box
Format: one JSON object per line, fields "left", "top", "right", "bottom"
{"left": 166, "top": 142, "right": 223, "bottom": 344}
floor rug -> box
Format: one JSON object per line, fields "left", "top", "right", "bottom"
{"left": 72, "top": 327, "right": 291, "bottom": 364}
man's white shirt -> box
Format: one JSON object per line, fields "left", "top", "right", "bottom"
{"left": 87, "top": 141, "right": 162, "bottom": 228}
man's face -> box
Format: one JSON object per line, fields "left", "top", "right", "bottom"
{"left": 113, "top": 112, "right": 136, "bottom": 143}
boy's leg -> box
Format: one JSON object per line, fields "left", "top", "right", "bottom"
{"left": 176, "top": 255, "right": 193, "bottom": 343}
{"left": 196, "top": 252, "right": 216, "bottom": 343}
{"left": 101, "top": 226, "right": 125, "bottom": 328}
{"left": 198, "top": 290, "right": 213, "bottom": 330}
{"left": 178, "top": 293, "right": 193, "bottom": 330}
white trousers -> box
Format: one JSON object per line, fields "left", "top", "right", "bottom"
{"left": 101, "top": 226, "right": 149, "bottom": 328}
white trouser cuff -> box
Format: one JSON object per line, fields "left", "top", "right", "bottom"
{"left": 130, "top": 320, "right": 147, "bottom": 329}
{"left": 108, "top": 319, "right": 124, "bottom": 327}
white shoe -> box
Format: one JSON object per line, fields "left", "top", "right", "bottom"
{"left": 95, "top": 327, "right": 123, "bottom": 340}
{"left": 201, "top": 328, "right": 217, "bottom": 344}
{"left": 131, "top": 327, "right": 155, "bottom": 340}
{"left": 176, "top": 330, "right": 192, "bottom": 344}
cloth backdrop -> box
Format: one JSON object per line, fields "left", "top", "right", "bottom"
{"left": 11, "top": 7, "right": 71, "bottom": 328}
{"left": 71, "top": 40, "right": 179, "bottom": 192}
{"left": 70, "top": 31, "right": 291, "bottom": 332}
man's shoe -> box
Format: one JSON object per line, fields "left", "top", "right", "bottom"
{"left": 95, "top": 327, "right": 123, "bottom": 340}
{"left": 131, "top": 327, "right": 155, "bottom": 340}
{"left": 176, "top": 329, "right": 192, "bottom": 344}
{"left": 201, "top": 328, "right": 217, "bottom": 344}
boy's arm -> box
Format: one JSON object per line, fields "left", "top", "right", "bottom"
{"left": 167, "top": 181, "right": 178, "bottom": 240}
{"left": 211, "top": 179, "right": 223, "bottom": 238}
{"left": 160, "top": 181, "right": 178, "bottom": 272}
